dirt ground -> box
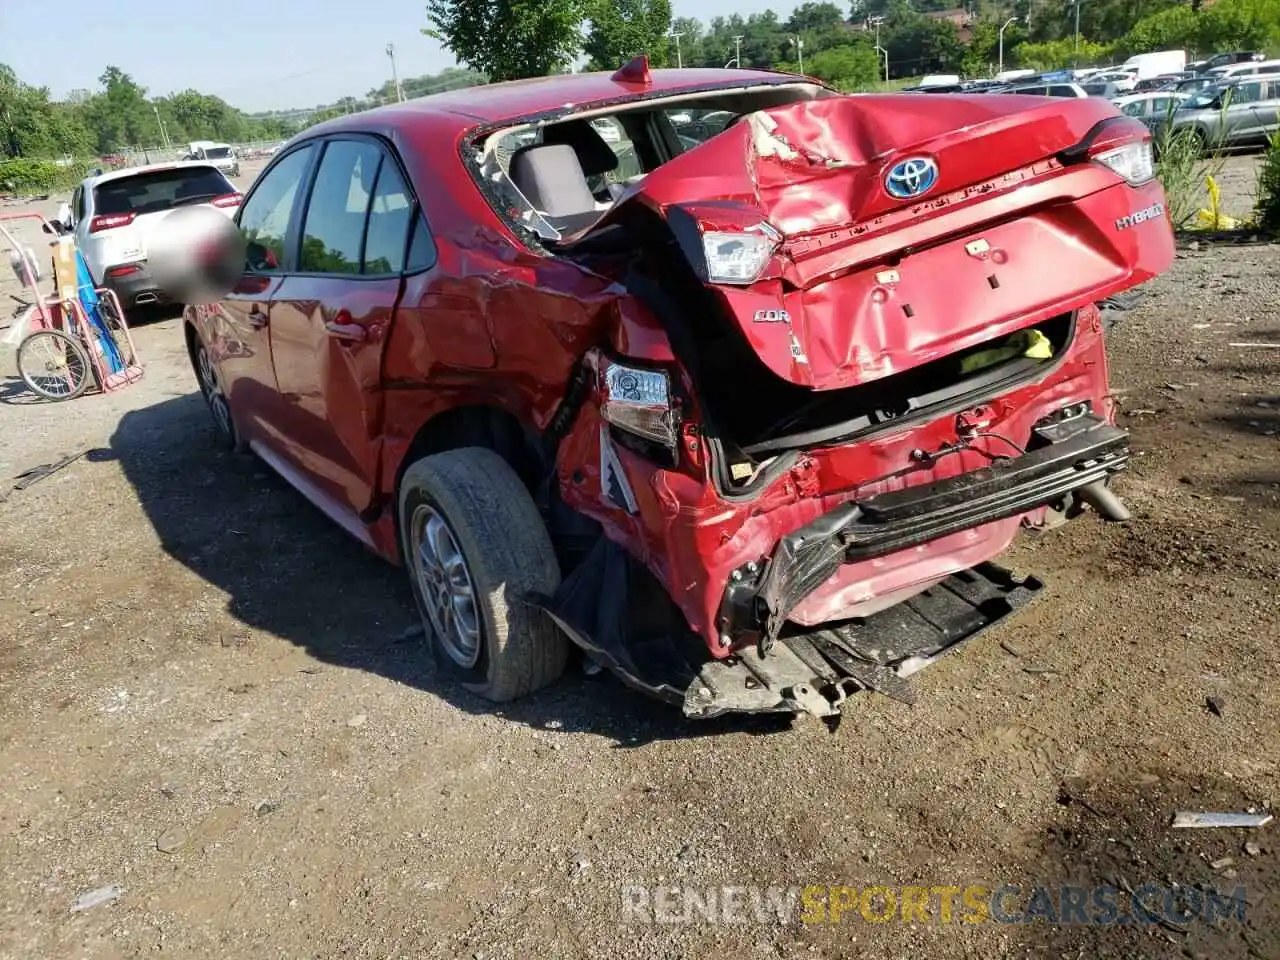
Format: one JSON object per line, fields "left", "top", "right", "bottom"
{"left": 0, "top": 158, "right": 1277, "bottom": 960}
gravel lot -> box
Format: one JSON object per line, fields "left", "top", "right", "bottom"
{"left": 0, "top": 157, "right": 1277, "bottom": 959}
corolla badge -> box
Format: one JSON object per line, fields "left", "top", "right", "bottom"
{"left": 884, "top": 157, "right": 940, "bottom": 200}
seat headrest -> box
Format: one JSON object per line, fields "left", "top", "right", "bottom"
{"left": 541, "top": 120, "right": 620, "bottom": 177}
{"left": 509, "top": 143, "right": 598, "bottom": 219}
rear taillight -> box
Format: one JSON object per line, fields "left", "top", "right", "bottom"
{"left": 89, "top": 212, "right": 137, "bottom": 233}
{"left": 599, "top": 359, "right": 678, "bottom": 447}
{"left": 1092, "top": 140, "right": 1155, "bottom": 185}
{"left": 670, "top": 204, "right": 782, "bottom": 286}
{"left": 701, "top": 228, "right": 779, "bottom": 285}
{"left": 1065, "top": 116, "right": 1156, "bottom": 186}
{"left": 105, "top": 264, "right": 141, "bottom": 278}
{"left": 211, "top": 193, "right": 242, "bottom": 208}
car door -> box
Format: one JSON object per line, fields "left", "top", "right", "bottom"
{"left": 1225, "top": 80, "right": 1265, "bottom": 140}
{"left": 268, "top": 136, "right": 423, "bottom": 521}
{"left": 1256, "top": 79, "right": 1280, "bottom": 138}
{"left": 212, "top": 143, "right": 317, "bottom": 446}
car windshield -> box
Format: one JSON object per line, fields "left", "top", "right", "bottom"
{"left": 93, "top": 166, "right": 234, "bottom": 216}
{"left": 205, "top": 147, "right": 233, "bottom": 159}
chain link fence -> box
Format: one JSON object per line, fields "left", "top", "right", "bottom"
{"left": 111, "top": 139, "right": 286, "bottom": 169}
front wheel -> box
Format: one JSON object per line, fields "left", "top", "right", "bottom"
{"left": 16, "top": 329, "right": 93, "bottom": 401}
{"left": 399, "top": 447, "right": 567, "bottom": 702}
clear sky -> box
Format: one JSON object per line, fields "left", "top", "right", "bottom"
{"left": 0, "top": 0, "right": 808, "bottom": 113}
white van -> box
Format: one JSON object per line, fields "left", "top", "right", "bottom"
{"left": 1122, "top": 50, "right": 1187, "bottom": 80}
{"left": 184, "top": 140, "right": 240, "bottom": 179}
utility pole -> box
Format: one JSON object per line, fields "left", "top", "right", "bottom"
{"left": 998, "top": 16, "right": 1018, "bottom": 75}
{"left": 732, "top": 35, "right": 744, "bottom": 68}
{"left": 152, "top": 105, "right": 170, "bottom": 151}
{"left": 1074, "top": 0, "right": 1082, "bottom": 53}
{"left": 386, "top": 42, "right": 405, "bottom": 102}
{"left": 869, "top": 16, "right": 887, "bottom": 85}
{"left": 669, "top": 31, "right": 683, "bottom": 69}
{"left": 791, "top": 35, "right": 805, "bottom": 75}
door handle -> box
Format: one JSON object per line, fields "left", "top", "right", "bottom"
{"left": 325, "top": 320, "right": 367, "bottom": 343}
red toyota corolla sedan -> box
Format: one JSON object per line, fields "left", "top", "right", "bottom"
{"left": 185, "top": 60, "right": 1174, "bottom": 720}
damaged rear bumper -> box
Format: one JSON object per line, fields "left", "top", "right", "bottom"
{"left": 719, "top": 415, "right": 1128, "bottom": 656}
{"left": 685, "top": 562, "right": 1043, "bottom": 718}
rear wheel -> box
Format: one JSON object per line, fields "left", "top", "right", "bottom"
{"left": 191, "top": 334, "right": 243, "bottom": 451}
{"left": 16, "top": 330, "right": 93, "bottom": 401}
{"left": 399, "top": 447, "right": 567, "bottom": 702}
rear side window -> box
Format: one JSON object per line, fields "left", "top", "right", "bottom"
{"left": 406, "top": 215, "right": 437, "bottom": 272}
{"left": 93, "top": 166, "right": 233, "bottom": 216}
{"left": 239, "top": 145, "right": 315, "bottom": 273}
{"left": 363, "top": 160, "right": 415, "bottom": 274}
{"left": 299, "top": 140, "right": 381, "bottom": 275}
{"left": 1048, "top": 85, "right": 1078, "bottom": 97}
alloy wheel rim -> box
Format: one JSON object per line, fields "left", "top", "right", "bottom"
{"left": 410, "top": 504, "right": 481, "bottom": 668}
{"left": 197, "top": 346, "right": 232, "bottom": 437}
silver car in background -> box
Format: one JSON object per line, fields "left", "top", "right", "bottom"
{"left": 1166, "top": 76, "right": 1280, "bottom": 149}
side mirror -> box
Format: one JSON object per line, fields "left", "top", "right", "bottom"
{"left": 42, "top": 219, "right": 69, "bottom": 236}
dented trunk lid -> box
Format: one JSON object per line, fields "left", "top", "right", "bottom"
{"left": 597, "top": 94, "right": 1171, "bottom": 390}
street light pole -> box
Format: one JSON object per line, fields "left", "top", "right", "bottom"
{"left": 1074, "top": 0, "right": 1082, "bottom": 53}
{"left": 152, "top": 105, "right": 170, "bottom": 151}
{"left": 791, "top": 35, "right": 805, "bottom": 75}
{"left": 669, "top": 31, "right": 683, "bottom": 69}
{"left": 998, "top": 16, "right": 1018, "bottom": 76}
{"left": 386, "top": 42, "right": 405, "bottom": 102}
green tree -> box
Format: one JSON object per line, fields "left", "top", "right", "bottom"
{"left": 668, "top": 17, "right": 706, "bottom": 67}
{"left": 82, "top": 67, "right": 156, "bottom": 152}
{"left": 782, "top": 42, "right": 881, "bottom": 87}
{"left": 584, "top": 0, "right": 672, "bottom": 69}
{"left": 786, "top": 2, "right": 846, "bottom": 32}
{"left": 1015, "top": 36, "right": 1113, "bottom": 70}
{"left": 424, "top": 0, "right": 585, "bottom": 81}
{"left": 1, "top": 65, "right": 58, "bottom": 158}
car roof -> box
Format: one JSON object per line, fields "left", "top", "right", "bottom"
{"left": 319, "top": 67, "right": 812, "bottom": 128}
{"left": 84, "top": 161, "right": 225, "bottom": 188}
{"left": 1114, "top": 91, "right": 1185, "bottom": 102}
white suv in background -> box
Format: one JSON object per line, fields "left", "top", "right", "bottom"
{"left": 57, "top": 162, "right": 240, "bottom": 312}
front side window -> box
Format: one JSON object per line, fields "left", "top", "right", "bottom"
{"left": 1121, "top": 101, "right": 1147, "bottom": 117}
{"left": 299, "top": 140, "right": 381, "bottom": 275}
{"left": 1229, "top": 82, "right": 1260, "bottom": 104}
{"left": 238, "top": 145, "right": 315, "bottom": 272}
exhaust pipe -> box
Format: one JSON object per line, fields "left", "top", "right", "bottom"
{"left": 1077, "top": 480, "right": 1131, "bottom": 522}
{"left": 134, "top": 292, "right": 159, "bottom": 305}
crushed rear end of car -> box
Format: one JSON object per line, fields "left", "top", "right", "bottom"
{"left": 518, "top": 94, "right": 1174, "bottom": 719}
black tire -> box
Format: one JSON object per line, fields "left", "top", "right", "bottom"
{"left": 16, "top": 329, "right": 93, "bottom": 401}
{"left": 398, "top": 447, "right": 567, "bottom": 702}
{"left": 190, "top": 331, "right": 245, "bottom": 452}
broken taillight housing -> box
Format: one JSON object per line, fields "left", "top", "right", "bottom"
{"left": 600, "top": 360, "right": 678, "bottom": 447}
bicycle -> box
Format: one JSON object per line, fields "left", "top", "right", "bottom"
{"left": 2, "top": 212, "right": 142, "bottom": 402}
